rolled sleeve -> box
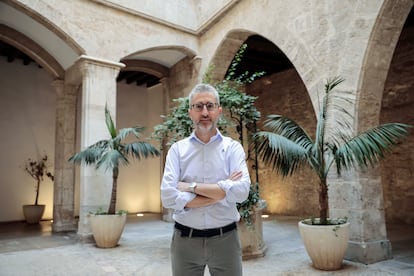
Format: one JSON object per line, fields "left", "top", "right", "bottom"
{"left": 216, "top": 140, "right": 251, "bottom": 203}
{"left": 175, "top": 192, "right": 196, "bottom": 210}
{"left": 218, "top": 177, "right": 250, "bottom": 204}
{"left": 217, "top": 179, "right": 232, "bottom": 193}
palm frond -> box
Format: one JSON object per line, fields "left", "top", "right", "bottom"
{"left": 118, "top": 126, "right": 145, "bottom": 141}
{"left": 334, "top": 123, "right": 411, "bottom": 173}
{"left": 324, "top": 92, "right": 354, "bottom": 142}
{"left": 105, "top": 105, "right": 117, "bottom": 138}
{"left": 254, "top": 131, "right": 310, "bottom": 177}
{"left": 324, "top": 76, "right": 345, "bottom": 93}
{"left": 124, "top": 142, "right": 160, "bottom": 160}
{"left": 68, "top": 141, "right": 109, "bottom": 165}
{"left": 318, "top": 77, "right": 353, "bottom": 141}
{"left": 96, "top": 149, "right": 128, "bottom": 171}
{"left": 263, "top": 115, "right": 313, "bottom": 150}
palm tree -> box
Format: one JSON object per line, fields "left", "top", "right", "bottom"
{"left": 254, "top": 77, "right": 411, "bottom": 225}
{"left": 69, "top": 105, "right": 160, "bottom": 215}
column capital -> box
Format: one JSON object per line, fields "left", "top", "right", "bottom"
{"left": 66, "top": 55, "right": 125, "bottom": 85}
{"left": 76, "top": 55, "right": 126, "bottom": 70}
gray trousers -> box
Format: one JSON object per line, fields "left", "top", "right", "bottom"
{"left": 171, "top": 228, "right": 242, "bottom": 276}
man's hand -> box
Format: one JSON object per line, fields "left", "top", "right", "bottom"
{"left": 228, "top": 171, "right": 242, "bottom": 181}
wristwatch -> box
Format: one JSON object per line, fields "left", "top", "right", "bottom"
{"left": 189, "top": 182, "right": 197, "bottom": 193}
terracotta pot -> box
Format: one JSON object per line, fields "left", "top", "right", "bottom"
{"left": 298, "top": 219, "right": 350, "bottom": 270}
{"left": 22, "top": 204, "right": 45, "bottom": 224}
{"left": 89, "top": 214, "right": 127, "bottom": 248}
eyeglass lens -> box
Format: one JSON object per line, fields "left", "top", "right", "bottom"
{"left": 192, "top": 102, "right": 218, "bottom": 111}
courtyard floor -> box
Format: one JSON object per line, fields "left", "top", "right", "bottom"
{"left": 0, "top": 214, "right": 413, "bottom": 275}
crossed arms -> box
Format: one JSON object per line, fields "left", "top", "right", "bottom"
{"left": 177, "top": 171, "right": 242, "bottom": 208}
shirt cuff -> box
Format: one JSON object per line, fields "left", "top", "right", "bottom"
{"left": 217, "top": 179, "right": 231, "bottom": 193}
{"left": 175, "top": 192, "right": 197, "bottom": 210}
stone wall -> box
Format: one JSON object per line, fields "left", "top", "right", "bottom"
{"left": 381, "top": 25, "right": 414, "bottom": 224}
{"left": 247, "top": 69, "right": 319, "bottom": 217}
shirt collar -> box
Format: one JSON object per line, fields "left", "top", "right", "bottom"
{"left": 190, "top": 129, "right": 223, "bottom": 144}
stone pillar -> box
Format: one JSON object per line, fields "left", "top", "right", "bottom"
{"left": 76, "top": 56, "right": 125, "bottom": 237}
{"left": 159, "top": 77, "right": 174, "bottom": 222}
{"left": 52, "top": 80, "right": 78, "bottom": 232}
{"left": 329, "top": 168, "right": 391, "bottom": 264}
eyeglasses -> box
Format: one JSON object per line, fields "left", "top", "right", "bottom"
{"left": 190, "top": 102, "right": 219, "bottom": 112}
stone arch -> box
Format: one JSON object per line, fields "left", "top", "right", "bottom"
{"left": 129, "top": 45, "right": 197, "bottom": 58}
{"left": 0, "top": 2, "right": 84, "bottom": 231}
{"left": 208, "top": 28, "right": 324, "bottom": 116}
{"left": 357, "top": 0, "right": 413, "bottom": 129}
{"left": 0, "top": 24, "right": 64, "bottom": 79}
{"left": 359, "top": 0, "right": 414, "bottom": 226}
{"left": 121, "top": 45, "right": 199, "bottom": 85}
{"left": 1, "top": 1, "right": 83, "bottom": 75}
{"left": 121, "top": 60, "right": 169, "bottom": 79}
{"left": 209, "top": 30, "right": 253, "bottom": 81}
{"left": 339, "top": 0, "right": 414, "bottom": 264}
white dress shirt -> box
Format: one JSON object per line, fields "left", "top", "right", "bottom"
{"left": 160, "top": 130, "right": 251, "bottom": 229}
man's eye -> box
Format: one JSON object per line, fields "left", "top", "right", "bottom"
{"left": 195, "top": 104, "right": 203, "bottom": 109}
{"left": 206, "top": 103, "right": 214, "bottom": 109}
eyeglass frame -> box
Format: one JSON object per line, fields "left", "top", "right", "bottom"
{"left": 190, "top": 102, "right": 220, "bottom": 112}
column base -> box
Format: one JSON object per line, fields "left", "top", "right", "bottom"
{"left": 52, "top": 220, "right": 78, "bottom": 232}
{"left": 345, "top": 239, "right": 392, "bottom": 264}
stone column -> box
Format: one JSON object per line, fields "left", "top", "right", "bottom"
{"left": 76, "top": 56, "right": 125, "bottom": 237}
{"left": 329, "top": 168, "right": 391, "bottom": 264}
{"left": 52, "top": 80, "right": 78, "bottom": 232}
{"left": 159, "top": 77, "right": 174, "bottom": 222}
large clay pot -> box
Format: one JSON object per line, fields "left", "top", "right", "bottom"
{"left": 22, "top": 204, "right": 45, "bottom": 224}
{"left": 298, "top": 219, "right": 350, "bottom": 270}
{"left": 89, "top": 214, "right": 127, "bottom": 248}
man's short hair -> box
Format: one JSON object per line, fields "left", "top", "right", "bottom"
{"left": 189, "top": 84, "right": 220, "bottom": 105}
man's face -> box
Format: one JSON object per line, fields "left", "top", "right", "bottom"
{"left": 188, "top": 92, "right": 222, "bottom": 135}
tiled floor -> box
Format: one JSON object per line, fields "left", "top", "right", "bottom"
{"left": 0, "top": 215, "right": 413, "bottom": 275}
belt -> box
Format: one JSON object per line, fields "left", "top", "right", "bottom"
{"left": 174, "top": 222, "right": 237, "bottom": 238}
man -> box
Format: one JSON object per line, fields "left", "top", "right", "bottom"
{"left": 161, "top": 83, "right": 251, "bottom": 276}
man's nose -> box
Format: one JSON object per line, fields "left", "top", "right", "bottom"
{"left": 201, "top": 105, "right": 209, "bottom": 115}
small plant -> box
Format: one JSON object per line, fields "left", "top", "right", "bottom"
{"left": 23, "top": 154, "right": 54, "bottom": 205}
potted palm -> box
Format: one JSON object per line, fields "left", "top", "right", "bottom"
{"left": 69, "top": 105, "right": 160, "bottom": 248}
{"left": 254, "top": 77, "right": 411, "bottom": 270}
{"left": 22, "top": 154, "right": 54, "bottom": 223}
